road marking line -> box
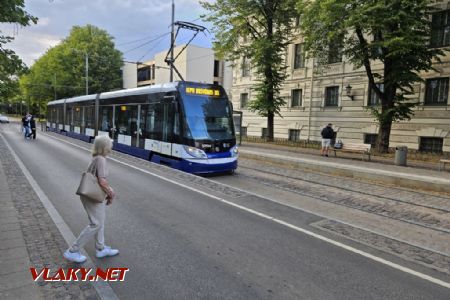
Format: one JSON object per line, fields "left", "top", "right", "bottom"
{"left": 43, "top": 132, "right": 450, "bottom": 289}
{"left": 0, "top": 133, "right": 119, "bottom": 300}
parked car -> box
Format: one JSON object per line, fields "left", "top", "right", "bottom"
{"left": 0, "top": 114, "right": 10, "bottom": 123}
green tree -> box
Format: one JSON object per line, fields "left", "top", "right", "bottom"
{"left": 20, "top": 25, "right": 123, "bottom": 107}
{"left": 298, "top": 0, "right": 445, "bottom": 153}
{"left": 0, "top": 0, "right": 37, "bottom": 105}
{"left": 201, "top": 0, "right": 298, "bottom": 141}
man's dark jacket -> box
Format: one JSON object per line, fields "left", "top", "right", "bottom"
{"left": 321, "top": 126, "right": 334, "bottom": 139}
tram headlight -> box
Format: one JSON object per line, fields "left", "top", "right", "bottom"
{"left": 231, "top": 146, "right": 239, "bottom": 157}
{"left": 183, "top": 146, "right": 207, "bottom": 159}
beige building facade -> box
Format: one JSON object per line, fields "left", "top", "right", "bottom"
{"left": 231, "top": 1, "right": 450, "bottom": 153}
{"left": 122, "top": 45, "right": 231, "bottom": 94}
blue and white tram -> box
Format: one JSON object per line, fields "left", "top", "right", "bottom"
{"left": 47, "top": 81, "right": 238, "bottom": 174}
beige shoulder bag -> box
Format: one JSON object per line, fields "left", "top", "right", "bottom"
{"left": 76, "top": 158, "right": 106, "bottom": 203}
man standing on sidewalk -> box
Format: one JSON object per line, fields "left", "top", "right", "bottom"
{"left": 321, "top": 123, "right": 334, "bottom": 157}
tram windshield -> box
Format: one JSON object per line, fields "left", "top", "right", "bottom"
{"left": 181, "top": 94, "right": 234, "bottom": 141}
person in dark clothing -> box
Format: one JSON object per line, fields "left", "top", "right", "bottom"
{"left": 320, "top": 123, "right": 335, "bottom": 157}
{"left": 22, "top": 113, "right": 32, "bottom": 139}
{"left": 30, "top": 116, "right": 36, "bottom": 139}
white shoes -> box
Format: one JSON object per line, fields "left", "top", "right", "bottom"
{"left": 96, "top": 246, "right": 119, "bottom": 258}
{"left": 63, "top": 250, "right": 87, "bottom": 263}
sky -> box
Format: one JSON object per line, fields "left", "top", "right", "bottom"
{"left": 0, "top": 0, "right": 213, "bottom": 67}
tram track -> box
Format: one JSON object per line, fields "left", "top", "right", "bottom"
{"left": 225, "top": 160, "right": 450, "bottom": 235}
{"left": 239, "top": 162, "right": 450, "bottom": 213}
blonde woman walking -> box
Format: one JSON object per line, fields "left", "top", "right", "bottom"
{"left": 64, "top": 135, "right": 118, "bottom": 263}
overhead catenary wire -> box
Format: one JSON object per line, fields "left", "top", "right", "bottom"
{"left": 116, "top": 11, "right": 212, "bottom": 48}
{"left": 123, "top": 32, "right": 171, "bottom": 54}
{"left": 136, "top": 34, "right": 169, "bottom": 63}
{"left": 116, "top": 31, "right": 171, "bottom": 47}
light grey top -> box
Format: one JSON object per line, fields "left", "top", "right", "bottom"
{"left": 91, "top": 156, "right": 108, "bottom": 179}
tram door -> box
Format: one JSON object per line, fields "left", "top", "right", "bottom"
{"left": 114, "top": 105, "right": 138, "bottom": 147}
{"left": 160, "top": 99, "right": 175, "bottom": 155}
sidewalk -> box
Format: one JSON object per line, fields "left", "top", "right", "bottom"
{"left": 239, "top": 142, "right": 450, "bottom": 194}
{"left": 0, "top": 135, "right": 99, "bottom": 299}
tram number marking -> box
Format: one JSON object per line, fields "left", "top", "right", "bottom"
{"left": 186, "top": 87, "right": 220, "bottom": 97}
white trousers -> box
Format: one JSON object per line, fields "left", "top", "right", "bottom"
{"left": 70, "top": 197, "right": 106, "bottom": 252}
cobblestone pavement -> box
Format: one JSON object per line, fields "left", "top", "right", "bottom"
{"left": 227, "top": 159, "right": 450, "bottom": 274}
{"left": 312, "top": 219, "right": 450, "bottom": 275}
{"left": 0, "top": 135, "right": 99, "bottom": 300}
{"left": 41, "top": 130, "right": 450, "bottom": 278}
{"left": 238, "top": 160, "right": 450, "bottom": 233}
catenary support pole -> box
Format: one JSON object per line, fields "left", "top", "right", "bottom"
{"left": 170, "top": 0, "right": 175, "bottom": 82}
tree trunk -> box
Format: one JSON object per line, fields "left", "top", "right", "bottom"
{"left": 265, "top": 1, "right": 275, "bottom": 142}
{"left": 376, "top": 57, "right": 396, "bottom": 153}
{"left": 267, "top": 112, "right": 274, "bottom": 142}
{"left": 376, "top": 120, "right": 392, "bottom": 153}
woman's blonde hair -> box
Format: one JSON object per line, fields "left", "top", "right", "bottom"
{"left": 92, "top": 135, "right": 113, "bottom": 156}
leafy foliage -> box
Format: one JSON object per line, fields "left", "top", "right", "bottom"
{"left": 0, "top": 0, "right": 37, "bottom": 103}
{"left": 201, "top": 0, "right": 298, "bottom": 140}
{"left": 298, "top": 0, "right": 446, "bottom": 152}
{"left": 20, "top": 25, "right": 123, "bottom": 107}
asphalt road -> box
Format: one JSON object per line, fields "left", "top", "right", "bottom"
{"left": 1, "top": 124, "right": 449, "bottom": 300}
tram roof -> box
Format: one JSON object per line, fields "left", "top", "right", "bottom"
{"left": 48, "top": 95, "right": 96, "bottom": 106}
{"left": 47, "top": 99, "right": 66, "bottom": 105}
{"left": 48, "top": 82, "right": 180, "bottom": 105}
{"left": 99, "top": 82, "right": 178, "bottom": 100}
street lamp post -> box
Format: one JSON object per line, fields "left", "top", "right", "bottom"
{"left": 85, "top": 53, "right": 89, "bottom": 95}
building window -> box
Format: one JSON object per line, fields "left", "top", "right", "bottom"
{"left": 368, "top": 83, "right": 384, "bottom": 106}
{"left": 291, "top": 89, "right": 302, "bottom": 107}
{"left": 241, "top": 57, "right": 251, "bottom": 77}
{"left": 419, "top": 137, "right": 443, "bottom": 153}
{"left": 364, "top": 134, "right": 378, "bottom": 147}
{"left": 261, "top": 128, "right": 268, "bottom": 138}
{"left": 288, "top": 129, "right": 301, "bottom": 142}
{"left": 214, "top": 60, "right": 220, "bottom": 77}
{"left": 137, "top": 66, "right": 151, "bottom": 82}
{"left": 294, "top": 14, "right": 301, "bottom": 27}
{"left": 213, "top": 81, "right": 219, "bottom": 85}
{"left": 151, "top": 65, "right": 155, "bottom": 80}
{"left": 294, "top": 44, "right": 305, "bottom": 69}
{"left": 240, "top": 93, "right": 249, "bottom": 109}
{"left": 425, "top": 78, "right": 449, "bottom": 105}
{"left": 328, "top": 36, "right": 343, "bottom": 64}
{"left": 240, "top": 126, "right": 248, "bottom": 137}
{"left": 325, "top": 86, "right": 339, "bottom": 107}
{"left": 431, "top": 10, "right": 450, "bottom": 48}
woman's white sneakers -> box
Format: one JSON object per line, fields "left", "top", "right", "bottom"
{"left": 63, "top": 250, "right": 87, "bottom": 263}
{"left": 63, "top": 246, "right": 118, "bottom": 262}
{"left": 96, "top": 246, "right": 119, "bottom": 258}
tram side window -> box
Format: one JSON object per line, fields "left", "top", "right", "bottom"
{"left": 73, "top": 107, "right": 82, "bottom": 127}
{"left": 98, "top": 106, "right": 113, "bottom": 134}
{"left": 114, "top": 105, "right": 138, "bottom": 136}
{"left": 56, "top": 107, "right": 64, "bottom": 124}
{"left": 51, "top": 109, "right": 57, "bottom": 123}
{"left": 140, "top": 105, "right": 154, "bottom": 139}
{"left": 85, "top": 106, "right": 95, "bottom": 129}
{"left": 140, "top": 104, "right": 163, "bottom": 140}
{"left": 66, "top": 107, "right": 73, "bottom": 125}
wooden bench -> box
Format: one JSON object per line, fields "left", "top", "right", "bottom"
{"left": 439, "top": 159, "right": 450, "bottom": 171}
{"left": 333, "top": 143, "right": 372, "bottom": 161}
